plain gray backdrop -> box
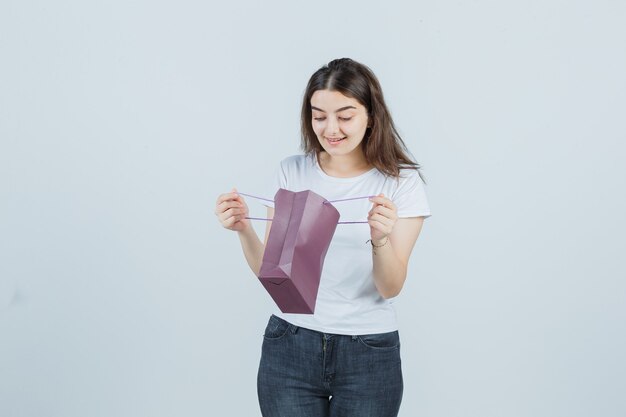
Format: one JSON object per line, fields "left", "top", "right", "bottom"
{"left": 1, "top": 1, "right": 625, "bottom": 416}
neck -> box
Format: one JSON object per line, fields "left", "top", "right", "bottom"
{"left": 318, "top": 150, "right": 372, "bottom": 177}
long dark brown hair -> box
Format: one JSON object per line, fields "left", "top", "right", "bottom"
{"left": 300, "top": 57, "right": 426, "bottom": 184}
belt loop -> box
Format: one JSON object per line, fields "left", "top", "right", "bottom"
{"left": 289, "top": 324, "right": 299, "bottom": 334}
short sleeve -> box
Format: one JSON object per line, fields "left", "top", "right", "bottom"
{"left": 391, "top": 169, "right": 431, "bottom": 218}
{"left": 261, "top": 161, "right": 287, "bottom": 208}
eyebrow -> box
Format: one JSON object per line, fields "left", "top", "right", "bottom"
{"left": 311, "top": 105, "right": 357, "bottom": 113}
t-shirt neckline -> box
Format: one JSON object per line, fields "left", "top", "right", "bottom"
{"left": 312, "top": 153, "right": 378, "bottom": 183}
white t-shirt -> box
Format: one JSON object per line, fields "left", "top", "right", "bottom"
{"left": 261, "top": 153, "right": 431, "bottom": 335}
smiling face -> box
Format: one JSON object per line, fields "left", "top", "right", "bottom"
{"left": 310, "top": 89, "right": 370, "bottom": 160}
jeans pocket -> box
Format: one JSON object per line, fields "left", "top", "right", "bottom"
{"left": 357, "top": 330, "right": 400, "bottom": 350}
{"left": 262, "top": 315, "right": 291, "bottom": 341}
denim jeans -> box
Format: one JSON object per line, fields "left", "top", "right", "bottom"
{"left": 257, "top": 314, "right": 403, "bottom": 417}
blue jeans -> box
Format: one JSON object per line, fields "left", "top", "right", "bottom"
{"left": 257, "top": 314, "right": 403, "bottom": 417}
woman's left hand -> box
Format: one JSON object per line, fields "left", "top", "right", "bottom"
{"left": 367, "top": 193, "right": 398, "bottom": 245}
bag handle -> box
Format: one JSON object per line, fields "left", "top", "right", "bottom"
{"left": 236, "top": 191, "right": 376, "bottom": 224}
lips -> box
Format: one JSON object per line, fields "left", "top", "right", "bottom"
{"left": 326, "top": 136, "right": 346, "bottom": 143}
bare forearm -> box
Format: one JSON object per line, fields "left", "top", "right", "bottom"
{"left": 237, "top": 227, "right": 265, "bottom": 276}
{"left": 371, "top": 239, "right": 406, "bottom": 299}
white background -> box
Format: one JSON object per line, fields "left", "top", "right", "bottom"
{"left": 1, "top": 1, "right": 625, "bottom": 416}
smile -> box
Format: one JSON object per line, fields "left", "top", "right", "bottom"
{"left": 326, "top": 136, "right": 346, "bottom": 143}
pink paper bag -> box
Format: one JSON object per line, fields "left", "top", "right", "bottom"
{"left": 258, "top": 188, "right": 340, "bottom": 314}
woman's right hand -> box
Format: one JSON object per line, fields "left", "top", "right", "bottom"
{"left": 215, "top": 188, "right": 250, "bottom": 232}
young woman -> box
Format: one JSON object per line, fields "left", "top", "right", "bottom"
{"left": 215, "top": 58, "right": 431, "bottom": 417}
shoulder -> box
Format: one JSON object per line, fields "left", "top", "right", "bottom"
{"left": 389, "top": 167, "right": 427, "bottom": 201}
{"left": 278, "top": 154, "right": 315, "bottom": 172}
{"left": 391, "top": 167, "right": 431, "bottom": 218}
{"left": 393, "top": 167, "right": 425, "bottom": 190}
{"left": 279, "top": 154, "right": 307, "bottom": 165}
{"left": 398, "top": 166, "right": 423, "bottom": 181}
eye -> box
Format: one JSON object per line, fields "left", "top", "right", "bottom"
{"left": 312, "top": 116, "right": 352, "bottom": 121}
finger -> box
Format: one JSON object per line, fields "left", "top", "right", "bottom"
{"left": 215, "top": 200, "right": 243, "bottom": 215}
{"left": 369, "top": 196, "right": 395, "bottom": 209}
{"left": 216, "top": 192, "right": 242, "bottom": 205}
{"left": 216, "top": 200, "right": 241, "bottom": 212}
{"left": 216, "top": 192, "right": 235, "bottom": 205}
{"left": 225, "top": 213, "right": 247, "bottom": 228}
{"left": 223, "top": 215, "right": 237, "bottom": 228}
{"left": 231, "top": 187, "right": 249, "bottom": 205}
{"left": 368, "top": 194, "right": 388, "bottom": 202}
{"left": 367, "top": 218, "right": 388, "bottom": 233}
{"left": 218, "top": 207, "right": 246, "bottom": 222}
{"left": 368, "top": 213, "right": 395, "bottom": 230}
{"left": 368, "top": 205, "right": 396, "bottom": 221}
{"left": 371, "top": 205, "right": 397, "bottom": 219}
{"left": 368, "top": 213, "right": 393, "bottom": 228}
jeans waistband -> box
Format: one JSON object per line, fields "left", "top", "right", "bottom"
{"left": 270, "top": 314, "right": 399, "bottom": 339}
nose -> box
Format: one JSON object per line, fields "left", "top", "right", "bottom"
{"left": 325, "top": 117, "right": 340, "bottom": 136}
